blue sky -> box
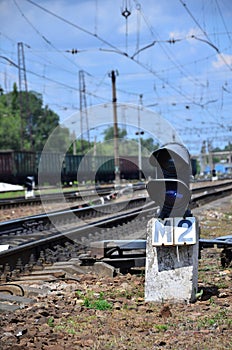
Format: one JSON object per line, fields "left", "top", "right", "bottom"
{"left": 0, "top": 0, "right": 232, "bottom": 155}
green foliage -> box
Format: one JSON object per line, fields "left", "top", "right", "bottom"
{"left": 154, "top": 324, "right": 168, "bottom": 332}
{"left": 82, "top": 291, "right": 113, "bottom": 310}
{"left": 212, "top": 143, "right": 232, "bottom": 152}
{"left": 197, "top": 309, "right": 229, "bottom": 329}
{"left": 43, "top": 124, "right": 70, "bottom": 153}
{"left": 47, "top": 317, "right": 55, "bottom": 327}
{"left": 0, "top": 107, "right": 21, "bottom": 149}
{"left": 224, "top": 143, "right": 232, "bottom": 151}
{"left": 0, "top": 83, "right": 62, "bottom": 152}
{"left": 103, "top": 126, "right": 127, "bottom": 141}
{"left": 68, "top": 138, "right": 94, "bottom": 154}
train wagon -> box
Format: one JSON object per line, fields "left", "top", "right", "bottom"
{"left": 38, "top": 152, "right": 70, "bottom": 185}
{"left": 0, "top": 150, "right": 36, "bottom": 185}
{"left": 0, "top": 150, "right": 199, "bottom": 186}
{"left": 0, "top": 150, "right": 15, "bottom": 184}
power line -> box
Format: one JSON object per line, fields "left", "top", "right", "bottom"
{"left": 22, "top": 0, "right": 232, "bottom": 115}
{"left": 25, "top": 0, "right": 127, "bottom": 57}
{"left": 13, "top": 0, "right": 142, "bottom": 104}
{"left": 0, "top": 55, "right": 110, "bottom": 104}
{"left": 25, "top": 0, "right": 205, "bottom": 109}
{"left": 215, "top": 0, "right": 232, "bottom": 44}
{"left": 13, "top": 0, "right": 83, "bottom": 71}
{"left": 179, "top": 0, "right": 232, "bottom": 71}
{"left": 2, "top": 0, "right": 231, "bottom": 144}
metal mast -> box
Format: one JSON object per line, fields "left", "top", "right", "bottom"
{"left": 18, "top": 42, "right": 31, "bottom": 150}
{"left": 79, "top": 70, "right": 89, "bottom": 152}
{"left": 109, "top": 70, "right": 120, "bottom": 184}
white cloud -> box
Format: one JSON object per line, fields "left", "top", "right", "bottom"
{"left": 212, "top": 54, "right": 232, "bottom": 68}
{"left": 0, "top": 0, "right": 231, "bottom": 154}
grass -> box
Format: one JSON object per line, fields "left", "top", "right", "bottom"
{"left": 196, "top": 309, "right": 231, "bottom": 330}
{"left": 52, "top": 315, "right": 97, "bottom": 335}
{"left": 0, "top": 190, "right": 25, "bottom": 199}
{"left": 43, "top": 273, "right": 231, "bottom": 349}
{"left": 154, "top": 324, "right": 169, "bottom": 332}
{"left": 0, "top": 185, "right": 81, "bottom": 199}
{"left": 82, "top": 291, "right": 113, "bottom": 310}
{"left": 75, "top": 290, "right": 113, "bottom": 311}
{"left": 47, "top": 316, "right": 55, "bottom": 328}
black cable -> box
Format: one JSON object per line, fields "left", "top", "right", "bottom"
{"left": 179, "top": 0, "right": 232, "bottom": 71}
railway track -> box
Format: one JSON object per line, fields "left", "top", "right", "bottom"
{"left": 0, "top": 200, "right": 152, "bottom": 312}
{"left": 0, "top": 182, "right": 232, "bottom": 312}
{"left": 0, "top": 195, "right": 148, "bottom": 247}
{"left": 0, "top": 179, "right": 231, "bottom": 209}
{"left": 1, "top": 179, "right": 231, "bottom": 248}
{"left": 190, "top": 180, "right": 232, "bottom": 207}
{"left": 1, "top": 180, "right": 232, "bottom": 254}
{"left": 0, "top": 185, "right": 115, "bottom": 210}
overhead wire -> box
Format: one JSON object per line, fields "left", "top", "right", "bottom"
{"left": 132, "top": 0, "right": 230, "bottom": 126}
{"left": 24, "top": 0, "right": 205, "bottom": 110}
{"left": 4, "top": 0, "right": 231, "bottom": 149}
{"left": 25, "top": 0, "right": 127, "bottom": 57}
{"left": 215, "top": 0, "right": 232, "bottom": 44}
{"left": 0, "top": 52, "right": 111, "bottom": 108}
{"left": 179, "top": 0, "right": 232, "bottom": 71}
{"left": 13, "top": 0, "right": 83, "bottom": 70}
{"left": 132, "top": 0, "right": 207, "bottom": 89}
{"left": 14, "top": 0, "right": 141, "bottom": 108}
{"left": 130, "top": 1, "right": 226, "bottom": 131}
{"left": 24, "top": 0, "right": 232, "bottom": 113}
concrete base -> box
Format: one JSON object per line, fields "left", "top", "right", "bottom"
{"left": 145, "top": 218, "right": 199, "bottom": 303}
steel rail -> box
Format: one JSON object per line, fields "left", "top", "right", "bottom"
{"left": 1, "top": 181, "right": 232, "bottom": 247}
{"left": 0, "top": 196, "right": 148, "bottom": 238}
{"left": 1, "top": 180, "right": 232, "bottom": 209}
{"left": 1, "top": 182, "right": 232, "bottom": 279}
{"left": 0, "top": 201, "right": 154, "bottom": 275}
{"left": 0, "top": 187, "right": 114, "bottom": 209}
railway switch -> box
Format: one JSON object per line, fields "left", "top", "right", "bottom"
{"left": 147, "top": 142, "right": 191, "bottom": 219}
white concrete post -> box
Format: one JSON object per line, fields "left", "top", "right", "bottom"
{"left": 145, "top": 216, "right": 199, "bottom": 303}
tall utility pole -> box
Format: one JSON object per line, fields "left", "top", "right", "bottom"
{"left": 79, "top": 70, "right": 89, "bottom": 152}
{"left": 136, "top": 94, "right": 144, "bottom": 181}
{"left": 109, "top": 70, "right": 120, "bottom": 184}
{"left": 18, "top": 42, "right": 31, "bottom": 150}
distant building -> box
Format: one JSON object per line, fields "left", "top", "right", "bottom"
{"left": 204, "top": 163, "right": 232, "bottom": 174}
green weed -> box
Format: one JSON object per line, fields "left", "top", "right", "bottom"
{"left": 83, "top": 291, "right": 112, "bottom": 310}
{"left": 154, "top": 324, "right": 168, "bottom": 332}
{"left": 197, "top": 309, "right": 229, "bottom": 329}
{"left": 47, "top": 316, "right": 55, "bottom": 327}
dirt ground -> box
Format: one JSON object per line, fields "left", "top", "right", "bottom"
{"left": 0, "top": 196, "right": 232, "bottom": 349}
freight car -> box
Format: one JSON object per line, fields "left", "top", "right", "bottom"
{"left": 0, "top": 150, "right": 36, "bottom": 185}
{"left": 0, "top": 150, "right": 197, "bottom": 186}
{"left": 58, "top": 155, "right": 144, "bottom": 184}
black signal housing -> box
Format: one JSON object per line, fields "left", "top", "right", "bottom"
{"left": 147, "top": 142, "right": 191, "bottom": 219}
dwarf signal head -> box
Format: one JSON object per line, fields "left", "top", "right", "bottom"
{"left": 147, "top": 142, "right": 191, "bottom": 219}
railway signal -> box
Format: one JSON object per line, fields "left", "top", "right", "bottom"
{"left": 147, "top": 142, "right": 191, "bottom": 219}
{"left": 145, "top": 143, "right": 198, "bottom": 303}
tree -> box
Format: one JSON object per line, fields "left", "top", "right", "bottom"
{"left": 224, "top": 143, "right": 232, "bottom": 151}
{"left": 68, "top": 139, "right": 94, "bottom": 155}
{"left": 140, "top": 137, "right": 158, "bottom": 153}
{"left": 0, "top": 84, "right": 62, "bottom": 152}
{"left": 103, "top": 126, "right": 127, "bottom": 141}
{"left": 43, "top": 124, "right": 70, "bottom": 153}
{"left": 32, "top": 105, "right": 61, "bottom": 152}
{"left": 0, "top": 84, "right": 21, "bottom": 149}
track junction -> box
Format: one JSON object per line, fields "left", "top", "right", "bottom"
{"left": 0, "top": 180, "right": 232, "bottom": 308}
